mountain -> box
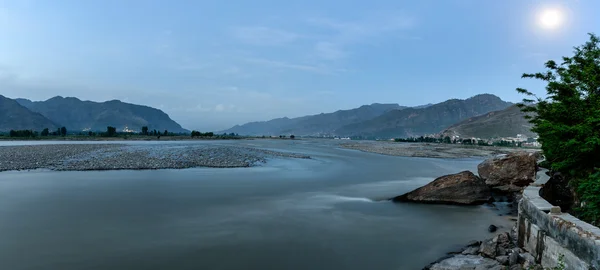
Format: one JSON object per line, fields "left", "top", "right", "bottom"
{"left": 0, "top": 95, "right": 59, "bottom": 132}
{"left": 440, "top": 105, "right": 536, "bottom": 139}
{"left": 16, "top": 96, "right": 188, "bottom": 133}
{"left": 334, "top": 94, "right": 513, "bottom": 138}
{"left": 223, "top": 103, "right": 405, "bottom": 136}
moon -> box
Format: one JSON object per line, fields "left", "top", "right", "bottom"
{"left": 539, "top": 9, "right": 563, "bottom": 29}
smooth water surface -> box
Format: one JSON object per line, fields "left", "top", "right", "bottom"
{"left": 0, "top": 140, "right": 512, "bottom": 270}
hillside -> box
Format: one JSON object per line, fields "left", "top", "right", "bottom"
{"left": 0, "top": 95, "right": 58, "bottom": 132}
{"left": 334, "top": 94, "right": 513, "bottom": 138}
{"left": 16, "top": 96, "right": 188, "bottom": 133}
{"left": 222, "top": 103, "right": 405, "bottom": 136}
{"left": 440, "top": 105, "right": 536, "bottom": 139}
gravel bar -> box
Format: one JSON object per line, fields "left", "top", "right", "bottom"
{"left": 0, "top": 144, "right": 310, "bottom": 172}
{"left": 341, "top": 141, "right": 539, "bottom": 159}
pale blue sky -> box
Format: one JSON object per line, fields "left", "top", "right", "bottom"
{"left": 1, "top": 0, "right": 598, "bottom": 131}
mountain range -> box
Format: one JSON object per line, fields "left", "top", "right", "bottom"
{"left": 1, "top": 93, "right": 532, "bottom": 138}
{"left": 0, "top": 95, "right": 187, "bottom": 133}
{"left": 222, "top": 103, "right": 406, "bottom": 136}
{"left": 0, "top": 95, "right": 59, "bottom": 132}
{"left": 440, "top": 105, "right": 536, "bottom": 139}
{"left": 223, "top": 94, "right": 515, "bottom": 138}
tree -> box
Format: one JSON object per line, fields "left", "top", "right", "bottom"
{"left": 141, "top": 126, "right": 149, "bottom": 135}
{"left": 9, "top": 130, "right": 16, "bottom": 137}
{"left": 163, "top": 130, "right": 168, "bottom": 136}
{"left": 41, "top": 128, "right": 49, "bottom": 137}
{"left": 60, "top": 127, "right": 67, "bottom": 136}
{"left": 517, "top": 33, "right": 600, "bottom": 225}
{"left": 290, "top": 135, "right": 295, "bottom": 139}
{"left": 88, "top": 131, "right": 93, "bottom": 136}
{"left": 106, "top": 126, "right": 117, "bottom": 137}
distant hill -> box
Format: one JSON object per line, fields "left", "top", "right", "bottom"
{"left": 16, "top": 96, "right": 188, "bottom": 133}
{"left": 440, "top": 105, "right": 536, "bottom": 139}
{"left": 0, "top": 95, "right": 58, "bottom": 132}
{"left": 222, "top": 103, "right": 405, "bottom": 136}
{"left": 334, "top": 94, "right": 513, "bottom": 138}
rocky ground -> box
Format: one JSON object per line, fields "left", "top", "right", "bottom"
{"left": 341, "top": 141, "right": 539, "bottom": 159}
{"left": 0, "top": 144, "right": 310, "bottom": 172}
{"left": 425, "top": 229, "right": 548, "bottom": 270}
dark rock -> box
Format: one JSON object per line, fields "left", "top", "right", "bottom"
{"left": 477, "top": 152, "right": 537, "bottom": 192}
{"left": 496, "top": 232, "right": 511, "bottom": 249}
{"left": 509, "top": 250, "right": 519, "bottom": 266}
{"left": 392, "top": 171, "right": 492, "bottom": 205}
{"left": 488, "top": 225, "right": 498, "bottom": 232}
{"left": 539, "top": 171, "right": 575, "bottom": 212}
{"left": 497, "top": 247, "right": 507, "bottom": 256}
{"left": 519, "top": 252, "right": 536, "bottom": 267}
{"left": 480, "top": 238, "right": 498, "bottom": 258}
{"left": 496, "top": 255, "right": 509, "bottom": 265}
{"left": 462, "top": 246, "right": 480, "bottom": 255}
{"left": 466, "top": 240, "right": 481, "bottom": 247}
{"left": 509, "top": 265, "right": 523, "bottom": 270}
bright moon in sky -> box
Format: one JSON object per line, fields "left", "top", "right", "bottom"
{"left": 539, "top": 9, "right": 563, "bottom": 29}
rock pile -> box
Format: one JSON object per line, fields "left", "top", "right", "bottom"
{"left": 425, "top": 231, "right": 545, "bottom": 270}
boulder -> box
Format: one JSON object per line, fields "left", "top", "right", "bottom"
{"left": 488, "top": 225, "right": 498, "bottom": 232}
{"left": 477, "top": 152, "right": 537, "bottom": 192}
{"left": 496, "top": 255, "right": 509, "bottom": 265}
{"left": 480, "top": 238, "right": 498, "bottom": 258}
{"left": 429, "top": 255, "right": 499, "bottom": 270}
{"left": 539, "top": 172, "right": 575, "bottom": 212}
{"left": 392, "top": 171, "right": 492, "bottom": 205}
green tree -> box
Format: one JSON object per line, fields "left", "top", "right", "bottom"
{"left": 141, "top": 126, "right": 149, "bottom": 135}
{"left": 88, "top": 131, "right": 93, "bottom": 136}
{"left": 60, "top": 127, "right": 67, "bottom": 136}
{"left": 163, "top": 130, "right": 168, "bottom": 136}
{"left": 106, "top": 126, "right": 117, "bottom": 137}
{"left": 517, "top": 33, "right": 600, "bottom": 225}
{"left": 41, "top": 128, "right": 49, "bottom": 137}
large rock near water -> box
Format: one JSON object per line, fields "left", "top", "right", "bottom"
{"left": 477, "top": 152, "right": 537, "bottom": 192}
{"left": 392, "top": 171, "right": 492, "bottom": 205}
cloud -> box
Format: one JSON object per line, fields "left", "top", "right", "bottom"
{"left": 307, "top": 12, "right": 418, "bottom": 60}
{"left": 230, "top": 26, "right": 300, "bottom": 46}
{"left": 314, "top": 41, "right": 346, "bottom": 60}
{"left": 245, "top": 57, "right": 340, "bottom": 74}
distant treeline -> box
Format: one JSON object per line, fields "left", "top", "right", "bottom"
{"left": 394, "top": 136, "right": 524, "bottom": 147}
{"left": 2, "top": 126, "right": 239, "bottom": 140}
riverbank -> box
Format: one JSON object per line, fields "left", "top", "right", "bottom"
{"left": 0, "top": 143, "right": 310, "bottom": 172}
{"left": 341, "top": 141, "right": 538, "bottom": 159}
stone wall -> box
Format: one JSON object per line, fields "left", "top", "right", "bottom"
{"left": 517, "top": 170, "right": 600, "bottom": 270}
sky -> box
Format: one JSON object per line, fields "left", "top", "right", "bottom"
{"left": 1, "top": 0, "right": 598, "bottom": 131}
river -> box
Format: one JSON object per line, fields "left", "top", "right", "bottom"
{"left": 0, "top": 139, "right": 512, "bottom": 269}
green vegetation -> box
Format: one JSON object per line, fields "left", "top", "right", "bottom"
{"left": 393, "top": 136, "right": 525, "bottom": 147}
{"left": 141, "top": 126, "right": 148, "bottom": 135}
{"left": 60, "top": 126, "right": 67, "bottom": 136}
{"left": 41, "top": 128, "right": 49, "bottom": 136}
{"left": 191, "top": 131, "right": 214, "bottom": 137}
{"left": 106, "top": 126, "right": 117, "bottom": 137}
{"left": 517, "top": 33, "right": 600, "bottom": 225}
{"left": 9, "top": 130, "right": 37, "bottom": 138}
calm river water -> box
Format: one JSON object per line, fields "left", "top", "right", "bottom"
{"left": 0, "top": 139, "right": 512, "bottom": 270}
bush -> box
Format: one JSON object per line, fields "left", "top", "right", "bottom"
{"left": 576, "top": 172, "right": 600, "bottom": 226}
{"left": 517, "top": 33, "right": 600, "bottom": 224}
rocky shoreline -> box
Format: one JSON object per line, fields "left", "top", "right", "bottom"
{"left": 387, "top": 151, "right": 547, "bottom": 269}
{"left": 0, "top": 144, "right": 310, "bottom": 172}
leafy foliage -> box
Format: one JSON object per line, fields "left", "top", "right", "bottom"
{"left": 576, "top": 171, "right": 600, "bottom": 226}
{"left": 106, "top": 126, "right": 117, "bottom": 137}
{"left": 517, "top": 33, "right": 600, "bottom": 224}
